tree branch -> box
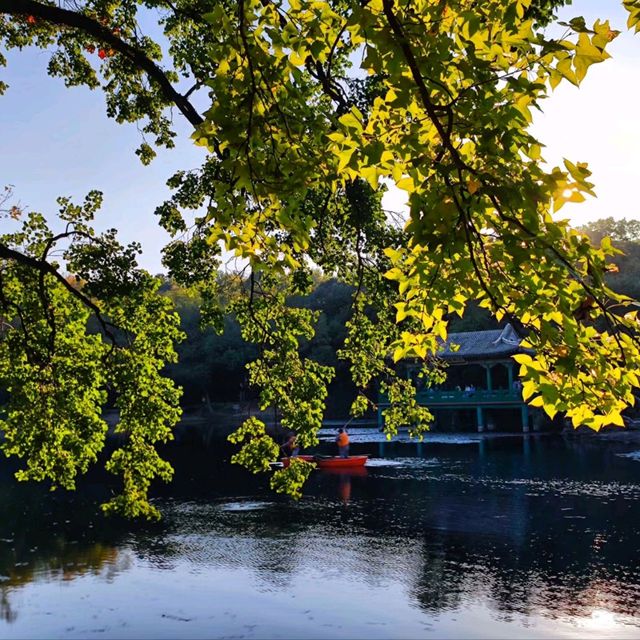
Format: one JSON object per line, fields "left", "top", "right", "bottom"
{"left": 0, "top": 0, "right": 204, "bottom": 128}
{"left": 0, "top": 242, "right": 117, "bottom": 344}
{"left": 381, "top": 0, "right": 469, "bottom": 172}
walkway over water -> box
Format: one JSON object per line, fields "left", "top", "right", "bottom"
{"left": 378, "top": 387, "right": 531, "bottom": 433}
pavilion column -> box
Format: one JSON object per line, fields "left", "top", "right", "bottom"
{"left": 477, "top": 406, "right": 485, "bottom": 433}
{"left": 508, "top": 362, "right": 514, "bottom": 391}
{"left": 521, "top": 403, "right": 530, "bottom": 432}
{"left": 523, "top": 434, "right": 531, "bottom": 457}
{"left": 485, "top": 365, "right": 493, "bottom": 391}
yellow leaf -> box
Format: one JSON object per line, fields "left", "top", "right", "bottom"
{"left": 606, "top": 411, "right": 625, "bottom": 427}
{"left": 337, "top": 148, "right": 354, "bottom": 172}
{"left": 395, "top": 303, "right": 408, "bottom": 322}
{"left": 289, "top": 50, "right": 308, "bottom": 66}
{"left": 546, "top": 311, "right": 563, "bottom": 325}
{"left": 397, "top": 176, "right": 415, "bottom": 192}
{"left": 380, "top": 150, "right": 394, "bottom": 165}
{"left": 361, "top": 166, "right": 380, "bottom": 190}
{"left": 338, "top": 111, "right": 363, "bottom": 133}
{"left": 522, "top": 380, "right": 536, "bottom": 401}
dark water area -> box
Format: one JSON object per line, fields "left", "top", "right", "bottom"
{"left": 1, "top": 434, "right": 639, "bottom": 638}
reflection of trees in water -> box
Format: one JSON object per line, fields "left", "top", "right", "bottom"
{"left": 1, "top": 437, "right": 639, "bottom": 629}
{"left": 0, "top": 589, "right": 17, "bottom": 624}
{"left": 346, "top": 438, "right": 640, "bottom": 624}
{"left": 1, "top": 543, "right": 129, "bottom": 587}
{"left": 0, "top": 478, "right": 134, "bottom": 625}
{"left": 0, "top": 542, "right": 132, "bottom": 624}
{"left": 410, "top": 531, "right": 639, "bottom": 623}
{"left": 130, "top": 496, "right": 425, "bottom": 593}
{"left": 404, "top": 490, "right": 640, "bottom": 623}
{"left": 133, "top": 502, "right": 319, "bottom": 591}
{"left": 128, "top": 448, "right": 640, "bottom": 628}
{"left": 161, "top": 471, "right": 639, "bottom": 624}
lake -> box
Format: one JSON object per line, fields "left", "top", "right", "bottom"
{"left": 0, "top": 433, "right": 639, "bottom": 639}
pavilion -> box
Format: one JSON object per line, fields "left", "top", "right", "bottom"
{"left": 377, "top": 324, "right": 534, "bottom": 432}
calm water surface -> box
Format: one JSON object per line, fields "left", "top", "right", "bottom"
{"left": 1, "top": 434, "right": 639, "bottom": 639}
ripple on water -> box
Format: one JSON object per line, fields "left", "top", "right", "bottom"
{"left": 168, "top": 499, "right": 276, "bottom": 517}
{"left": 460, "top": 476, "right": 640, "bottom": 499}
{"left": 365, "top": 457, "right": 443, "bottom": 469}
{"left": 363, "top": 461, "right": 640, "bottom": 499}
{"left": 617, "top": 450, "right": 640, "bottom": 462}
{"left": 218, "top": 501, "right": 275, "bottom": 512}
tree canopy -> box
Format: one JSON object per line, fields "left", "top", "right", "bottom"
{"left": 579, "top": 217, "right": 640, "bottom": 245}
{"left": 2, "top": 0, "right": 640, "bottom": 513}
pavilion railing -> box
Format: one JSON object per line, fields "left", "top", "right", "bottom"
{"left": 379, "top": 388, "right": 523, "bottom": 405}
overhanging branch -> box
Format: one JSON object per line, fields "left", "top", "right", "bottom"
{"left": 0, "top": 242, "right": 117, "bottom": 344}
{"left": 0, "top": 0, "right": 204, "bottom": 128}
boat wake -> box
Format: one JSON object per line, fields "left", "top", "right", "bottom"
{"left": 617, "top": 450, "right": 640, "bottom": 462}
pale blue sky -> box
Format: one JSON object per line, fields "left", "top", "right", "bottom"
{"left": 1, "top": 43, "right": 206, "bottom": 273}
{"left": 1, "top": 0, "right": 638, "bottom": 273}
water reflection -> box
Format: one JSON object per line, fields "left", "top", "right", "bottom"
{"left": 0, "top": 470, "right": 135, "bottom": 626}
{"left": 0, "top": 543, "right": 131, "bottom": 623}
{"left": 0, "top": 435, "right": 638, "bottom": 638}
{"left": 316, "top": 467, "right": 368, "bottom": 505}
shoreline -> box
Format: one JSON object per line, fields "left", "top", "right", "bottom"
{"left": 101, "top": 408, "right": 640, "bottom": 446}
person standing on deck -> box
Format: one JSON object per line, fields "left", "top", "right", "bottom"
{"left": 336, "top": 428, "right": 349, "bottom": 458}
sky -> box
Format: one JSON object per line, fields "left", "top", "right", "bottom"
{"left": 1, "top": 0, "right": 639, "bottom": 273}
{"left": 531, "top": 1, "right": 640, "bottom": 223}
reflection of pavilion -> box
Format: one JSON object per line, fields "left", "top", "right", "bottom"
{"left": 378, "top": 325, "right": 533, "bottom": 432}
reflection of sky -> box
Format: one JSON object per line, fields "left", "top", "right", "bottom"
{"left": 0, "top": 544, "right": 132, "bottom": 625}
{"left": 1, "top": 523, "right": 638, "bottom": 639}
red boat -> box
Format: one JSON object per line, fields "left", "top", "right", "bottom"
{"left": 280, "top": 455, "right": 368, "bottom": 469}
{"left": 317, "top": 465, "right": 368, "bottom": 477}
{"left": 280, "top": 455, "right": 315, "bottom": 467}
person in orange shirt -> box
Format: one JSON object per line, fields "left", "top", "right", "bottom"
{"left": 335, "top": 428, "right": 349, "bottom": 458}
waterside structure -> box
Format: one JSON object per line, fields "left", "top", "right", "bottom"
{"left": 378, "top": 324, "right": 534, "bottom": 433}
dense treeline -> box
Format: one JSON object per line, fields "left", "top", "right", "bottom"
{"left": 159, "top": 218, "right": 640, "bottom": 413}
{"left": 579, "top": 218, "right": 640, "bottom": 302}
{"left": 158, "top": 276, "right": 359, "bottom": 415}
